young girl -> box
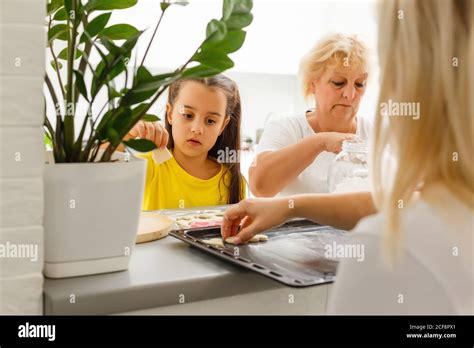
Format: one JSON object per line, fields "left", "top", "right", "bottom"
{"left": 127, "top": 74, "right": 247, "bottom": 210}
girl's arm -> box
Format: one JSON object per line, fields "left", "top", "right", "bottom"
{"left": 100, "top": 121, "right": 169, "bottom": 153}
{"left": 221, "top": 191, "right": 376, "bottom": 243}
{"left": 249, "top": 132, "right": 355, "bottom": 197}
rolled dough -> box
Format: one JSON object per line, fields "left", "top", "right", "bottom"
{"left": 175, "top": 210, "right": 224, "bottom": 229}
{"left": 202, "top": 234, "right": 268, "bottom": 247}
{"left": 152, "top": 148, "right": 172, "bottom": 164}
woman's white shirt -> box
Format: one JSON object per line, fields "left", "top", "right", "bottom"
{"left": 328, "top": 189, "right": 473, "bottom": 314}
{"left": 256, "top": 114, "right": 372, "bottom": 196}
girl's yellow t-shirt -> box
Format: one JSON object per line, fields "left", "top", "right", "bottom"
{"left": 136, "top": 151, "right": 246, "bottom": 210}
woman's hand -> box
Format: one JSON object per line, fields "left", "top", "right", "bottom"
{"left": 221, "top": 198, "right": 294, "bottom": 244}
{"left": 127, "top": 120, "right": 169, "bottom": 149}
{"left": 319, "top": 132, "right": 356, "bottom": 153}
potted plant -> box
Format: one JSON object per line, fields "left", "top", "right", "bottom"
{"left": 43, "top": 0, "right": 253, "bottom": 278}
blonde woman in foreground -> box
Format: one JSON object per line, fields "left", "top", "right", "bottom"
{"left": 221, "top": 0, "right": 473, "bottom": 314}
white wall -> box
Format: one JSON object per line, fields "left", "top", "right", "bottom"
{"left": 0, "top": 0, "right": 45, "bottom": 314}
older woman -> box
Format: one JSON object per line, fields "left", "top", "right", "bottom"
{"left": 250, "top": 33, "right": 372, "bottom": 197}
{"left": 222, "top": 0, "right": 472, "bottom": 314}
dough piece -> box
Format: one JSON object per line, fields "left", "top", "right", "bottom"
{"left": 196, "top": 214, "right": 214, "bottom": 220}
{"left": 175, "top": 219, "right": 191, "bottom": 229}
{"left": 250, "top": 234, "right": 269, "bottom": 243}
{"left": 178, "top": 215, "right": 195, "bottom": 221}
{"left": 202, "top": 238, "right": 224, "bottom": 248}
{"left": 202, "top": 210, "right": 222, "bottom": 214}
{"left": 175, "top": 211, "right": 224, "bottom": 229}
{"left": 189, "top": 220, "right": 222, "bottom": 228}
{"left": 225, "top": 234, "right": 268, "bottom": 244}
{"left": 152, "top": 148, "right": 172, "bottom": 164}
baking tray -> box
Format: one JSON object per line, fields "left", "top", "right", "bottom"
{"left": 170, "top": 220, "right": 349, "bottom": 287}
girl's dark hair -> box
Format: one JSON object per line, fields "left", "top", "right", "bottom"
{"left": 164, "top": 74, "right": 246, "bottom": 204}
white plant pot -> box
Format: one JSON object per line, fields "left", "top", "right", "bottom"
{"left": 43, "top": 150, "right": 146, "bottom": 278}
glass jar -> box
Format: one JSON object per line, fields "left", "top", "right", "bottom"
{"left": 328, "top": 139, "right": 370, "bottom": 193}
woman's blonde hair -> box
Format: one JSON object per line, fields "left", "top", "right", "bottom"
{"left": 298, "top": 33, "right": 370, "bottom": 100}
{"left": 373, "top": 0, "right": 474, "bottom": 262}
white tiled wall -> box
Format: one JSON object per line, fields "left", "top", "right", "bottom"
{"left": 0, "top": 0, "right": 45, "bottom": 314}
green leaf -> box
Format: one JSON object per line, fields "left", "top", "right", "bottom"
{"left": 122, "top": 73, "right": 178, "bottom": 106}
{"left": 90, "top": 31, "right": 141, "bottom": 98}
{"left": 121, "top": 30, "right": 143, "bottom": 52}
{"left": 109, "top": 87, "right": 122, "bottom": 98}
{"left": 92, "top": 57, "right": 128, "bottom": 97}
{"left": 192, "top": 49, "right": 234, "bottom": 71}
{"left": 80, "top": 12, "right": 111, "bottom": 43}
{"left": 205, "top": 20, "right": 227, "bottom": 43}
{"left": 136, "top": 66, "right": 153, "bottom": 83}
{"left": 64, "top": 0, "right": 73, "bottom": 14}
{"left": 97, "top": 107, "right": 133, "bottom": 143}
{"left": 73, "top": 70, "right": 88, "bottom": 101}
{"left": 101, "top": 24, "right": 139, "bottom": 40}
{"left": 99, "top": 35, "right": 122, "bottom": 55}
{"left": 181, "top": 64, "right": 221, "bottom": 78}
{"left": 58, "top": 47, "right": 83, "bottom": 60}
{"left": 160, "top": 2, "right": 171, "bottom": 12}
{"left": 47, "top": 0, "right": 63, "bottom": 15}
{"left": 141, "top": 114, "right": 160, "bottom": 122}
{"left": 53, "top": 8, "right": 68, "bottom": 20}
{"left": 122, "top": 89, "right": 155, "bottom": 107}
{"left": 173, "top": 1, "right": 190, "bottom": 6}
{"left": 44, "top": 132, "right": 53, "bottom": 149}
{"left": 91, "top": 58, "right": 112, "bottom": 97}
{"left": 225, "top": 12, "right": 253, "bottom": 30}
{"left": 222, "top": 0, "right": 234, "bottom": 21}
{"left": 48, "top": 24, "right": 69, "bottom": 42}
{"left": 131, "top": 103, "right": 151, "bottom": 120}
{"left": 111, "top": 108, "right": 133, "bottom": 138}
{"left": 96, "top": 109, "right": 116, "bottom": 138}
{"left": 91, "top": 31, "right": 142, "bottom": 98}
{"left": 85, "top": 0, "right": 138, "bottom": 12}
{"left": 230, "top": 0, "right": 253, "bottom": 14}
{"left": 123, "top": 138, "right": 157, "bottom": 152}
{"left": 201, "top": 29, "right": 246, "bottom": 54}
{"left": 133, "top": 73, "right": 177, "bottom": 93}
{"left": 107, "top": 128, "right": 120, "bottom": 145}
{"left": 50, "top": 60, "right": 63, "bottom": 70}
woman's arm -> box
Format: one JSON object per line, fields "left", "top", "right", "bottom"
{"left": 249, "top": 134, "right": 325, "bottom": 197}
{"left": 250, "top": 132, "right": 355, "bottom": 197}
{"left": 290, "top": 191, "right": 376, "bottom": 230}
{"left": 221, "top": 191, "right": 376, "bottom": 243}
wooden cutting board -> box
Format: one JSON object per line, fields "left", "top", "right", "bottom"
{"left": 135, "top": 212, "right": 174, "bottom": 244}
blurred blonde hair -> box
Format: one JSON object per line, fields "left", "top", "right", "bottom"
{"left": 298, "top": 33, "right": 370, "bottom": 100}
{"left": 373, "top": 0, "right": 474, "bottom": 262}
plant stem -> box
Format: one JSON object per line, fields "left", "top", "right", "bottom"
{"left": 48, "top": 16, "right": 66, "bottom": 100}
{"left": 90, "top": 141, "right": 101, "bottom": 162}
{"left": 45, "top": 73, "right": 65, "bottom": 162}
{"left": 43, "top": 100, "right": 55, "bottom": 140}
{"left": 139, "top": 7, "right": 167, "bottom": 68}
{"left": 75, "top": 16, "right": 91, "bottom": 105}
{"left": 63, "top": 0, "right": 78, "bottom": 161}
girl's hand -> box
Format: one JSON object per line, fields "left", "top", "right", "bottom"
{"left": 128, "top": 120, "right": 169, "bottom": 149}
{"left": 221, "top": 198, "right": 293, "bottom": 244}
{"left": 319, "top": 132, "right": 356, "bottom": 154}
